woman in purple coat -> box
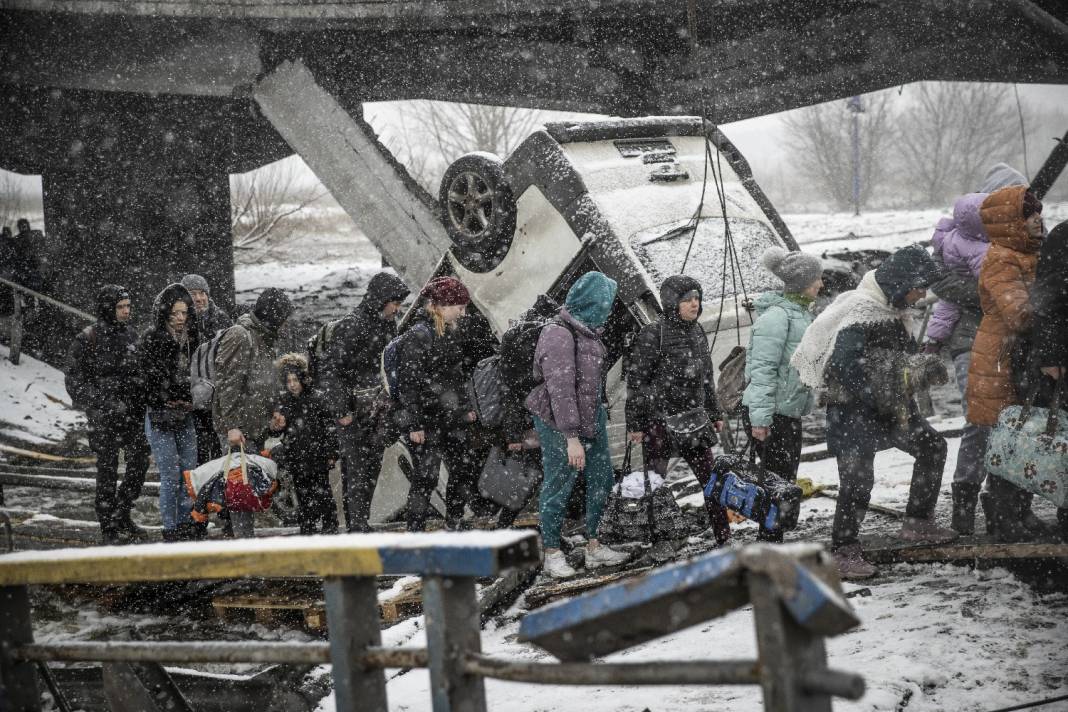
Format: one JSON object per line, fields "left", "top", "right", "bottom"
{"left": 526, "top": 271, "right": 630, "bottom": 579}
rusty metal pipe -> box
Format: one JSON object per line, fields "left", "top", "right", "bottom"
{"left": 17, "top": 642, "right": 428, "bottom": 668}
{"left": 464, "top": 654, "right": 761, "bottom": 686}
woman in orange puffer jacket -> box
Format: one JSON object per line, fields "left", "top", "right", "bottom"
{"left": 966, "top": 185, "right": 1048, "bottom": 542}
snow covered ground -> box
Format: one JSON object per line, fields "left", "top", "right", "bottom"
{"left": 0, "top": 343, "right": 84, "bottom": 445}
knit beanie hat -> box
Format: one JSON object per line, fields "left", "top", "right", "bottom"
{"left": 180, "top": 273, "right": 210, "bottom": 295}
{"left": 421, "top": 276, "right": 470, "bottom": 306}
{"left": 253, "top": 287, "right": 294, "bottom": 332}
{"left": 1022, "top": 190, "right": 1043, "bottom": 219}
{"left": 761, "top": 246, "right": 823, "bottom": 293}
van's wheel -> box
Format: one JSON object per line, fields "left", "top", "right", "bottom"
{"left": 440, "top": 152, "right": 517, "bottom": 273}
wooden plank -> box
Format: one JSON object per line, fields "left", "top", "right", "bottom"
{"left": 0, "top": 444, "right": 95, "bottom": 464}
{"left": 815, "top": 492, "right": 905, "bottom": 519}
{"left": 863, "top": 540, "right": 1068, "bottom": 565}
{"left": 0, "top": 530, "right": 541, "bottom": 585}
{"left": 524, "top": 567, "right": 653, "bottom": 609}
{"left": 378, "top": 579, "right": 422, "bottom": 625}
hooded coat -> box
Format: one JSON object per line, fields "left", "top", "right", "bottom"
{"left": 317, "top": 272, "right": 411, "bottom": 418}
{"left": 393, "top": 315, "right": 474, "bottom": 432}
{"left": 526, "top": 272, "right": 618, "bottom": 439}
{"left": 926, "top": 192, "right": 990, "bottom": 348}
{"left": 140, "top": 283, "right": 200, "bottom": 410}
{"left": 966, "top": 186, "right": 1044, "bottom": 426}
{"left": 741, "top": 291, "right": 814, "bottom": 427}
{"left": 797, "top": 246, "right": 939, "bottom": 454}
{"left": 65, "top": 285, "right": 145, "bottom": 425}
{"left": 625, "top": 275, "right": 721, "bottom": 432}
{"left": 212, "top": 311, "right": 283, "bottom": 440}
{"left": 197, "top": 300, "right": 233, "bottom": 338}
{"left": 1031, "top": 221, "right": 1068, "bottom": 371}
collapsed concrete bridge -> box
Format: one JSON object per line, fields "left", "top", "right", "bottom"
{"left": 1, "top": 0, "right": 1067, "bottom": 315}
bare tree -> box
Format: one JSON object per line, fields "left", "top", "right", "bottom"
{"left": 895, "top": 82, "right": 1019, "bottom": 205}
{"left": 384, "top": 101, "right": 546, "bottom": 190}
{"left": 781, "top": 90, "right": 895, "bottom": 211}
{"left": 230, "top": 159, "right": 328, "bottom": 249}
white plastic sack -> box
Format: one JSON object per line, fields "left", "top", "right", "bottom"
{"left": 182, "top": 451, "right": 279, "bottom": 497}
{"left": 615, "top": 470, "right": 665, "bottom": 499}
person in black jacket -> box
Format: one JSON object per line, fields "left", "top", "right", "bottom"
{"left": 1032, "top": 220, "right": 1068, "bottom": 383}
{"left": 793, "top": 246, "right": 954, "bottom": 579}
{"left": 65, "top": 285, "right": 151, "bottom": 544}
{"left": 317, "top": 271, "right": 410, "bottom": 532}
{"left": 394, "top": 276, "right": 478, "bottom": 531}
{"left": 140, "top": 283, "right": 201, "bottom": 541}
{"left": 271, "top": 354, "right": 340, "bottom": 535}
{"left": 625, "top": 275, "right": 731, "bottom": 546}
{"left": 1030, "top": 220, "right": 1068, "bottom": 539}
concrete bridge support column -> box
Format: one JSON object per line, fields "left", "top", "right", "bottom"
{"left": 42, "top": 163, "right": 233, "bottom": 320}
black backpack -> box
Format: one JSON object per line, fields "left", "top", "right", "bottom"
{"left": 306, "top": 317, "right": 344, "bottom": 385}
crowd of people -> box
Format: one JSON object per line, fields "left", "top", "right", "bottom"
{"left": 61, "top": 164, "right": 1066, "bottom": 582}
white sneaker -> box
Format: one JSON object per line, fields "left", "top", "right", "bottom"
{"left": 543, "top": 550, "right": 577, "bottom": 579}
{"left": 585, "top": 544, "right": 630, "bottom": 569}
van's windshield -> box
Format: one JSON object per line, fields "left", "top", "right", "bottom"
{"left": 629, "top": 216, "right": 783, "bottom": 298}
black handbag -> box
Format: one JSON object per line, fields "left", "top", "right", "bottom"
{"left": 148, "top": 407, "right": 187, "bottom": 433}
{"left": 663, "top": 407, "right": 716, "bottom": 449}
{"left": 598, "top": 443, "right": 688, "bottom": 545}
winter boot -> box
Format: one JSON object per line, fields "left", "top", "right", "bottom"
{"left": 1058, "top": 508, "right": 1068, "bottom": 542}
{"left": 586, "top": 543, "right": 631, "bottom": 569}
{"left": 543, "top": 550, "right": 576, "bottom": 579}
{"left": 99, "top": 526, "right": 122, "bottom": 546}
{"left": 115, "top": 513, "right": 149, "bottom": 542}
{"left": 833, "top": 543, "right": 877, "bottom": 580}
{"left": 989, "top": 477, "right": 1035, "bottom": 544}
{"left": 951, "top": 482, "right": 981, "bottom": 536}
{"left": 896, "top": 517, "right": 958, "bottom": 545}
{"left": 979, "top": 490, "right": 996, "bottom": 535}
{"left": 1019, "top": 493, "right": 1059, "bottom": 539}
{"left": 161, "top": 529, "right": 181, "bottom": 543}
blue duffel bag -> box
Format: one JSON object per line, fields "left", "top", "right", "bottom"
{"left": 985, "top": 378, "right": 1068, "bottom": 508}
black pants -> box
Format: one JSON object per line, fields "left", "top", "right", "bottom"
{"left": 741, "top": 409, "right": 804, "bottom": 482}
{"left": 831, "top": 414, "right": 947, "bottom": 548}
{"left": 89, "top": 419, "right": 151, "bottom": 536}
{"left": 193, "top": 410, "right": 222, "bottom": 465}
{"left": 291, "top": 460, "right": 339, "bottom": 535}
{"left": 405, "top": 427, "right": 480, "bottom": 532}
{"left": 339, "top": 422, "right": 388, "bottom": 532}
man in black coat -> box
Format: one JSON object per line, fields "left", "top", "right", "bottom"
{"left": 625, "top": 274, "right": 731, "bottom": 546}
{"left": 1032, "top": 220, "right": 1068, "bottom": 381}
{"left": 65, "top": 285, "right": 151, "bottom": 544}
{"left": 317, "top": 271, "right": 410, "bottom": 532}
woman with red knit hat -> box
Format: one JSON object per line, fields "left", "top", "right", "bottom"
{"left": 393, "top": 276, "right": 481, "bottom": 531}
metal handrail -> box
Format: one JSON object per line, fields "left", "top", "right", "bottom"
{"left": 0, "top": 275, "right": 93, "bottom": 322}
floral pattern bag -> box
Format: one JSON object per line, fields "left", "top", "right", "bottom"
{"left": 986, "top": 376, "right": 1068, "bottom": 508}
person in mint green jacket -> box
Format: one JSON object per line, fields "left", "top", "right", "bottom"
{"left": 741, "top": 247, "right": 823, "bottom": 538}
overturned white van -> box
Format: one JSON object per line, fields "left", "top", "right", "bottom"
{"left": 369, "top": 117, "right": 799, "bottom": 523}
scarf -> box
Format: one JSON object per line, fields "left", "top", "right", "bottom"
{"left": 790, "top": 270, "right": 913, "bottom": 388}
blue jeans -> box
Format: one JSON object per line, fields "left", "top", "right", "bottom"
{"left": 953, "top": 352, "right": 990, "bottom": 486}
{"left": 145, "top": 412, "right": 197, "bottom": 531}
{"left": 534, "top": 408, "right": 614, "bottom": 549}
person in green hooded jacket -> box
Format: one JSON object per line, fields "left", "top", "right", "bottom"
{"left": 741, "top": 247, "right": 823, "bottom": 539}
{"left": 526, "top": 271, "right": 630, "bottom": 579}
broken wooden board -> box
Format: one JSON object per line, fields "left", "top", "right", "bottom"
{"left": 212, "top": 590, "right": 327, "bottom": 632}
{"left": 378, "top": 578, "right": 422, "bottom": 624}
{"left": 815, "top": 491, "right": 906, "bottom": 519}
{"left": 524, "top": 567, "right": 654, "bottom": 609}
{"left": 862, "top": 536, "right": 1068, "bottom": 565}
{"left": 0, "top": 443, "right": 95, "bottom": 464}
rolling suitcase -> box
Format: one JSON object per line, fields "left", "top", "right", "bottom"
{"left": 702, "top": 445, "right": 803, "bottom": 535}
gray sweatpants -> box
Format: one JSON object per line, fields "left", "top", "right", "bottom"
{"left": 952, "top": 352, "right": 991, "bottom": 485}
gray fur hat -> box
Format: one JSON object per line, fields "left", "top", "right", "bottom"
{"left": 761, "top": 246, "right": 823, "bottom": 293}
{"left": 180, "top": 273, "right": 210, "bottom": 295}
{"left": 979, "top": 163, "right": 1028, "bottom": 194}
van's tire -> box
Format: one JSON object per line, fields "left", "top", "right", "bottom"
{"left": 439, "top": 152, "right": 517, "bottom": 273}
